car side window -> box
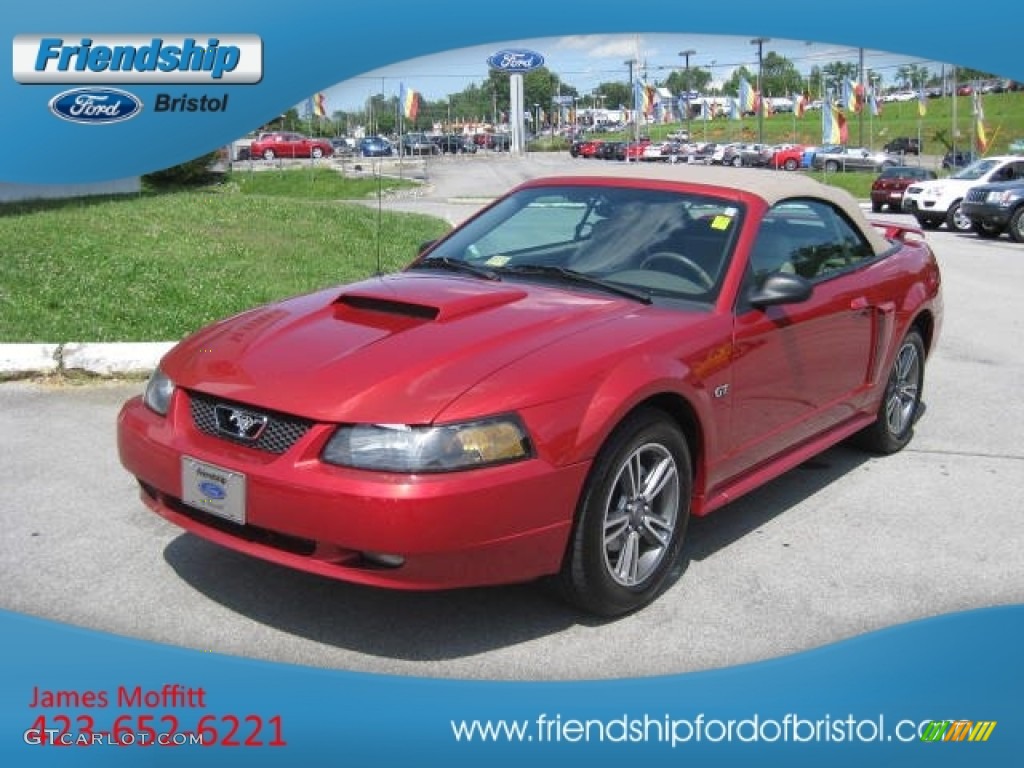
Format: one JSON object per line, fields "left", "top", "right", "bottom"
{"left": 760, "top": 200, "right": 875, "bottom": 281}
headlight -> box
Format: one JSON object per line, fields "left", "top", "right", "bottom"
{"left": 143, "top": 367, "right": 175, "bottom": 416}
{"left": 986, "top": 190, "right": 1019, "bottom": 205}
{"left": 321, "top": 416, "right": 533, "bottom": 472}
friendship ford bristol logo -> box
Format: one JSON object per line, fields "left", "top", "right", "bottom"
{"left": 214, "top": 405, "right": 268, "bottom": 441}
{"left": 486, "top": 49, "right": 544, "bottom": 73}
{"left": 48, "top": 87, "right": 142, "bottom": 124}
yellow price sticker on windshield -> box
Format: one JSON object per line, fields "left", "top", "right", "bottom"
{"left": 710, "top": 215, "right": 732, "bottom": 231}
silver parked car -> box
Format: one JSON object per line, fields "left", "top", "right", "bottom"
{"left": 812, "top": 147, "right": 900, "bottom": 173}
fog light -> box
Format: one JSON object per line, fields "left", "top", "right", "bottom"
{"left": 362, "top": 552, "right": 405, "bottom": 568}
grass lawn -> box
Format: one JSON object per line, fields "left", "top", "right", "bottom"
{"left": 0, "top": 171, "right": 450, "bottom": 342}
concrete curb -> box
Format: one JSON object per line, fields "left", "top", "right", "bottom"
{"left": 0, "top": 341, "right": 175, "bottom": 380}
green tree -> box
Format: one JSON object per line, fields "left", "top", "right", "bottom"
{"left": 721, "top": 65, "right": 756, "bottom": 96}
{"left": 760, "top": 52, "right": 804, "bottom": 98}
{"left": 664, "top": 67, "right": 712, "bottom": 97}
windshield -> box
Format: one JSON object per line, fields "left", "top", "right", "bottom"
{"left": 952, "top": 159, "right": 1001, "bottom": 180}
{"left": 414, "top": 184, "right": 745, "bottom": 303}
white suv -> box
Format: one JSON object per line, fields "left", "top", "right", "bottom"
{"left": 903, "top": 156, "right": 1024, "bottom": 231}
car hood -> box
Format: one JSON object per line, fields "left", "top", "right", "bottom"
{"left": 163, "top": 273, "right": 652, "bottom": 424}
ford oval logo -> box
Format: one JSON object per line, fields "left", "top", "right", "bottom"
{"left": 487, "top": 49, "right": 544, "bottom": 73}
{"left": 199, "top": 481, "right": 226, "bottom": 500}
{"left": 48, "top": 87, "right": 143, "bottom": 125}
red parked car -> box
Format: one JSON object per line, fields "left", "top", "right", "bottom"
{"left": 118, "top": 165, "right": 942, "bottom": 616}
{"left": 578, "top": 139, "right": 604, "bottom": 158}
{"left": 770, "top": 144, "right": 805, "bottom": 171}
{"left": 870, "top": 166, "right": 938, "bottom": 212}
{"left": 249, "top": 131, "right": 334, "bottom": 160}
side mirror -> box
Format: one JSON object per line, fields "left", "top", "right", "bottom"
{"left": 748, "top": 272, "right": 813, "bottom": 308}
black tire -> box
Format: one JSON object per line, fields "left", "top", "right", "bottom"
{"left": 1008, "top": 207, "right": 1024, "bottom": 243}
{"left": 262, "top": 148, "right": 275, "bottom": 160}
{"left": 945, "top": 200, "right": 973, "bottom": 232}
{"left": 557, "top": 408, "right": 691, "bottom": 617}
{"left": 917, "top": 217, "right": 941, "bottom": 230}
{"left": 973, "top": 221, "right": 1003, "bottom": 239}
{"left": 311, "top": 147, "right": 324, "bottom": 159}
{"left": 731, "top": 156, "right": 743, "bottom": 167}
{"left": 825, "top": 160, "right": 840, "bottom": 172}
{"left": 783, "top": 158, "right": 798, "bottom": 171}
{"left": 871, "top": 201, "right": 883, "bottom": 213}
{"left": 855, "top": 329, "right": 925, "bottom": 454}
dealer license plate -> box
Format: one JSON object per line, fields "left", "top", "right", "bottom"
{"left": 181, "top": 457, "right": 246, "bottom": 524}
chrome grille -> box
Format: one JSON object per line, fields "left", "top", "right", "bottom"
{"left": 965, "top": 188, "right": 988, "bottom": 203}
{"left": 188, "top": 391, "right": 313, "bottom": 454}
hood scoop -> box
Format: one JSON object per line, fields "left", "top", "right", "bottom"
{"left": 336, "top": 294, "right": 440, "bottom": 320}
{"left": 335, "top": 276, "right": 529, "bottom": 323}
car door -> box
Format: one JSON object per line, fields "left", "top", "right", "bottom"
{"left": 719, "top": 200, "right": 881, "bottom": 481}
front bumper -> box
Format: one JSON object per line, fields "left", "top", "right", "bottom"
{"left": 960, "top": 202, "right": 1014, "bottom": 228}
{"left": 117, "top": 393, "right": 586, "bottom": 590}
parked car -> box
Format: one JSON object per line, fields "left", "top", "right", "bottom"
{"left": 941, "top": 150, "right": 978, "bottom": 170}
{"left": 329, "top": 137, "right": 355, "bottom": 156}
{"left": 117, "top": 165, "right": 942, "bottom": 617}
{"left": 883, "top": 137, "right": 922, "bottom": 155}
{"left": 870, "top": 166, "right": 938, "bottom": 212}
{"left": 904, "top": 156, "right": 1024, "bottom": 231}
{"left": 579, "top": 139, "right": 604, "bottom": 158}
{"left": 357, "top": 136, "right": 394, "bottom": 157}
{"left": 811, "top": 147, "right": 899, "bottom": 172}
{"left": 1007, "top": 137, "right": 1024, "bottom": 155}
{"left": 401, "top": 133, "right": 440, "bottom": 156}
{"left": 622, "top": 139, "right": 651, "bottom": 161}
{"left": 770, "top": 145, "right": 806, "bottom": 171}
{"left": 961, "top": 178, "right": 1024, "bottom": 241}
{"left": 722, "top": 143, "right": 772, "bottom": 168}
{"left": 484, "top": 133, "right": 512, "bottom": 151}
{"left": 249, "top": 132, "right": 334, "bottom": 160}
{"left": 569, "top": 137, "right": 588, "bottom": 158}
{"left": 434, "top": 135, "right": 477, "bottom": 154}
{"left": 598, "top": 141, "right": 626, "bottom": 161}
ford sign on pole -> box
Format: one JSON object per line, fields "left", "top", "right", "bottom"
{"left": 488, "top": 49, "right": 544, "bottom": 156}
{"left": 486, "top": 49, "right": 545, "bottom": 73}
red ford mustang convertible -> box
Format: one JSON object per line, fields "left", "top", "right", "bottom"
{"left": 118, "top": 165, "right": 942, "bottom": 616}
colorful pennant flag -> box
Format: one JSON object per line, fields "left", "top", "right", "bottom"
{"left": 917, "top": 85, "right": 927, "bottom": 117}
{"left": 869, "top": 88, "right": 882, "bottom": 117}
{"left": 738, "top": 77, "right": 757, "bottom": 114}
{"left": 794, "top": 92, "right": 806, "bottom": 119}
{"left": 399, "top": 84, "right": 420, "bottom": 121}
{"left": 823, "top": 98, "right": 848, "bottom": 145}
{"left": 849, "top": 80, "right": 865, "bottom": 113}
{"left": 974, "top": 92, "right": 989, "bottom": 153}
{"left": 313, "top": 92, "right": 327, "bottom": 118}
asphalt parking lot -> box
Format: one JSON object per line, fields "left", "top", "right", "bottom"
{"left": 1, "top": 155, "right": 1022, "bottom": 681}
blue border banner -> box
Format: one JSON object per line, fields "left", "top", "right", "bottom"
{"left": 2, "top": 2, "right": 1024, "bottom": 182}
{"left": 1, "top": 606, "right": 1020, "bottom": 766}
{"left": 2, "top": 2, "right": 1022, "bottom": 765}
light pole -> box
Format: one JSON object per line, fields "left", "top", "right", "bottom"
{"left": 533, "top": 103, "right": 540, "bottom": 141}
{"left": 750, "top": 37, "right": 770, "bottom": 144}
{"left": 625, "top": 59, "right": 638, "bottom": 151}
{"left": 679, "top": 49, "right": 696, "bottom": 138}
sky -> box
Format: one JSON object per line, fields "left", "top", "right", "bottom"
{"left": 316, "top": 33, "right": 955, "bottom": 114}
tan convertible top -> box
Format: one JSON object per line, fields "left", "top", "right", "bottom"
{"left": 531, "top": 163, "right": 893, "bottom": 256}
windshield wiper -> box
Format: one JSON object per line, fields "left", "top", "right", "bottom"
{"left": 498, "top": 264, "right": 652, "bottom": 304}
{"left": 409, "top": 256, "right": 501, "bottom": 281}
